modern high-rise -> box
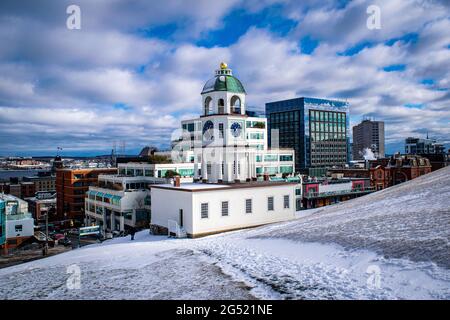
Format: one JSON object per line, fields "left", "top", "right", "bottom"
{"left": 405, "top": 136, "right": 445, "bottom": 154}
{"left": 352, "top": 119, "right": 385, "bottom": 160}
{"left": 265, "top": 97, "right": 349, "bottom": 173}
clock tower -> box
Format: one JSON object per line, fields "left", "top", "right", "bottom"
{"left": 194, "top": 63, "right": 257, "bottom": 183}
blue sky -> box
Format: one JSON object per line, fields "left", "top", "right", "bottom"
{"left": 0, "top": 0, "right": 449, "bottom": 157}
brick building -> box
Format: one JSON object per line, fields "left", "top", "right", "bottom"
{"left": 369, "top": 154, "right": 431, "bottom": 190}
{"left": 2, "top": 182, "right": 36, "bottom": 199}
{"left": 56, "top": 168, "right": 117, "bottom": 225}
{"left": 23, "top": 172, "right": 56, "bottom": 192}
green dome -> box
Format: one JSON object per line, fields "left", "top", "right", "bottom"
{"left": 201, "top": 75, "right": 246, "bottom": 94}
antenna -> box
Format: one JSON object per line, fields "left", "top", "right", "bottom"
{"left": 120, "top": 140, "right": 126, "bottom": 156}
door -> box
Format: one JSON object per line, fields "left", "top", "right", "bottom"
{"left": 179, "top": 209, "right": 183, "bottom": 227}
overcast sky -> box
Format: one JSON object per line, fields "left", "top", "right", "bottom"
{"left": 0, "top": 0, "right": 449, "bottom": 156}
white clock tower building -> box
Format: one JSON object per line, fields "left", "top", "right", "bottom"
{"left": 194, "top": 62, "right": 259, "bottom": 183}
{"left": 172, "top": 62, "right": 294, "bottom": 183}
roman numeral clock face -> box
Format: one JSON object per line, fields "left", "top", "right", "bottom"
{"left": 230, "top": 122, "right": 242, "bottom": 138}
{"left": 202, "top": 120, "right": 214, "bottom": 141}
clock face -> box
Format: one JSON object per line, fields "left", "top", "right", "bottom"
{"left": 230, "top": 122, "right": 242, "bottom": 138}
{"left": 202, "top": 120, "right": 214, "bottom": 140}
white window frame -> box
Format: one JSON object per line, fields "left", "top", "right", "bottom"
{"left": 267, "top": 196, "right": 274, "bottom": 212}
{"left": 283, "top": 195, "right": 290, "bottom": 209}
{"left": 221, "top": 200, "right": 229, "bottom": 217}
{"left": 245, "top": 198, "right": 252, "bottom": 214}
{"left": 200, "top": 202, "right": 209, "bottom": 219}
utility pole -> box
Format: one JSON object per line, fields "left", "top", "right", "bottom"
{"left": 43, "top": 212, "right": 49, "bottom": 256}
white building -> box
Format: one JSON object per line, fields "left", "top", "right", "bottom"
{"left": 0, "top": 194, "right": 35, "bottom": 249}
{"left": 150, "top": 63, "right": 300, "bottom": 238}
{"left": 171, "top": 62, "right": 295, "bottom": 182}
{"left": 151, "top": 181, "right": 297, "bottom": 238}
{"left": 117, "top": 162, "right": 195, "bottom": 181}
{"left": 85, "top": 175, "right": 160, "bottom": 233}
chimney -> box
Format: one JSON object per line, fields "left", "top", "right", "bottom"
{"left": 263, "top": 173, "right": 269, "bottom": 181}
{"left": 173, "top": 176, "right": 181, "bottom": 187}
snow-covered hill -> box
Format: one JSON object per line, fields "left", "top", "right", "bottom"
{"left": 1, "top": 167, "right": 449, "bottom": 300}
{"left": 254, "top": 165, "right": 450, "bottom": 268}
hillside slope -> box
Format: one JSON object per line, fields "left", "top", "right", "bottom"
{"left": 253, "top": 166, "right": 450, "bottom": 268}
{"left": 0, "top": 167, "right": 449, "bottom": 300}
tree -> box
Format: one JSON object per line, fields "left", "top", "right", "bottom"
{"left": 164, "top": 170, "right": 180, "bottom": 178}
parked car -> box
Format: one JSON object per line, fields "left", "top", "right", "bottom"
{"left": 58, "top": 237, "right": 72, "bottom": 247}
{"left": 52, "top": 233, "right": 65, "bottom": 241}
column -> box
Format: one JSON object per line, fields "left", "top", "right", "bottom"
{"left": 110, "top": 211, "right": 115, "bottom": 231}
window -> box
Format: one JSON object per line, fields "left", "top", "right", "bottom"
{"left": 284, "top": 195, "right": 290, "bottom": 209}
{"left": 245, "top": 199, "right": 252, "bottom": 214}
{"left": 221, "top": 201, "right": 229, "bottom": 216}
{"left": 15, "top": 225, "right": 23, "bottom": 232}
{"left": 267, "top": 196, "right": 274, "bottom": 211}
{"left": 219, "top": 123, "right": 224, "bottom": 139}
{"left": 201, "top": 203, "right": 209, "bottom": 219}
{"left": 280, "top": 155, "right": 293, "bottom": 161}
{"left": 264, "top": 154, "right": 278, "bottom": 162}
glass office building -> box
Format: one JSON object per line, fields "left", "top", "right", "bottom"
{"left": 266, "top": 97, "right": 349, "bottom": 173}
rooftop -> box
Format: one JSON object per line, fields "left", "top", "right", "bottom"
{"left": 151, "top": 181, "right": 297, "bottom": 192}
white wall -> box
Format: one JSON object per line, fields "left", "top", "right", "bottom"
{"left": 150, "top": 188, "right": 193, "bottom": 233}
{"left": 151, "top": 184, "right": 295, "bottom": 236}
{"left": 6, "top": 218, "right": 34, "bottom": 238}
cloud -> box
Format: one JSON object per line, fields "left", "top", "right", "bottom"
{"left": 0, "top": 0, "right": 449, "bottom": 155}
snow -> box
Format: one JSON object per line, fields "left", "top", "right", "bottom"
{"left": 153, "top": 183, "right": 231, "bottom": 190}
{"left": 1, "top": 167, "right": 449, "bottom": 300}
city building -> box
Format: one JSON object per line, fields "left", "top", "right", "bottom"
{"left": 0, "top": 195, "right": 35, "bottom": 252}
{"left": 2, "top": 181, "right": 36, "bottom": 199}
{"left": 405, "top": 136, "right": 445, "bottom": 154}
{"left": 84, "top": 174, "right": 163, "bottom": 233}
{"left": 151, "top": 179, "right": 297, "bottom": 238}
{"left": 117, "top": 162, "right": 196, "bottom": 180}
{"left": 352, "top": 119, "right": 385, "bottom": 160}
{"left": 265, "top": 97, "right": 349, "bottom": 175}
{"left": 302, "top": 175, "right": 374, "bottom": 209}
{"left": 417, "top": 153, "right": 449, "bottom": 171}
{"left": 150, "top": 63, "right": 299, "bottom": 237}
{"left": 56, "top": 167, "right": 117, "bottom": 225}
{"left": 171, "top": 62, "right": 295, "bottom": 182}
{"left": 369, "top": 154, "right": 432, "bottom": 190}
{"left": 23, "top": 171, "right": 56, "bottom": 192}
{"left": 25, "top": 191, "right": 57, "bottom": 224}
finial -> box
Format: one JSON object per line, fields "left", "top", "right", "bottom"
{"left": 220, "top": 62, "right": 228, "bottom": 69}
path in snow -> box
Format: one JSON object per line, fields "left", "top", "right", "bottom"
{"left": 0, "top": 167, "right": 449, "bottom": 300}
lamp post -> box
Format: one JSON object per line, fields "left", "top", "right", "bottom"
{"left": 43, "top": 211, "right": 49, "bottom": 256}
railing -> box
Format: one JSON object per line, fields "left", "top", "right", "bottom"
{"left": 304, "top": 186, "right": 376, "bottom": 199}
{"left": 167, "top": 219, "right": 187, "bottom": 238}
{"left": 7, "top": 213, "right": 33, "bottom": 220}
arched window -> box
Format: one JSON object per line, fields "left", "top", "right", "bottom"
{"left": 218, "top": 98, "right": 225, "bottom": 114}
{"left": 230, "top": 96, "right": 241, "bottom": 113}
{"left": 204, "top": 96, "right": 212, "bottom": 115}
